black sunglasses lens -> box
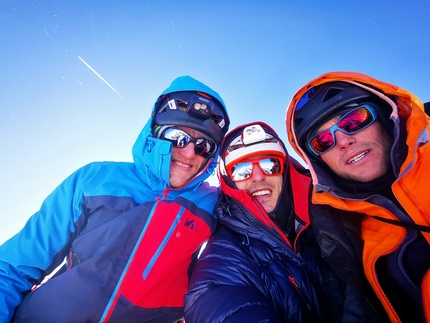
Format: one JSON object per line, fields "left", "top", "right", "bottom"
{"left": 230, "top": 161, "right": 253, "bottom": 181}
{"left": 195, "top": 139, "right": 216, "bottom": 158}
{"left": 163, "top": 128, "right": 190, "bottom": 148}
{"left": 162, "top": 128, "right": 215, "bottom": 157}
{"left": 259, "top": 158, "right": 281, "bottom": 175}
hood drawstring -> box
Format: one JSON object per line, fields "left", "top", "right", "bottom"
{"left": 147, "top": 140, "right": 154, "bottom": 153}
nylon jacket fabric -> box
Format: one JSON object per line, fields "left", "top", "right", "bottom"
{"left": 0, "top": 76, "right": 226, "bottom": 323}
{"left": 424, "top": 101, "right": 430, "bottom": 115}
{"left": 286, "top": 71, "right": 430, "bottom": 323}
{"left": 184, "top": 122, "right": 326, "bottom": 323}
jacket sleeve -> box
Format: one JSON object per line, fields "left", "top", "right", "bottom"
{"left": 184, "top": 228, "right": 282, "bottom": 323}
{"left": 0, "top": 165, "right": 92, "bottom": 322}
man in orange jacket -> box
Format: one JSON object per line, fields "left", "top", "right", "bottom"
{"left": 286, "top": 72, "right": 430, "bottom": 322}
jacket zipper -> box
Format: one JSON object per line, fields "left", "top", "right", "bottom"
{"left": 288, "top": 275, "right": 312, "bottom": 310}
{"left": 142, "top": 206, "right": 184, "bottom": 279}
{"left": 99, "top": 201, "right": 183, "bottom": 322}
{"left": 371, "top": 257, "right": 402, "bottom": 323}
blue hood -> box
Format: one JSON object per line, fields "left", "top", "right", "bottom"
{"left": 131, "top": 76, "right": 229, "bottom": 189}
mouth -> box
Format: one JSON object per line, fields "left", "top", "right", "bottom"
{"left": 252, "top": 189, "right": 271, "bottom": 197}
{"left": 347, "top": 150, "right": 369, "bottom": 164}
{"left": 173, "top": 160, "right": 192, "bottom": 168}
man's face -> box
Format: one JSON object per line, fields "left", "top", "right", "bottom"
{"left": 235, "top": 154, "right": 283, "bottom": 213}
{"left": 169, "top": 126, "right": 210, "bottom": 188}
{"left": 317, "top": 113, "right": 392, "bottom": 182}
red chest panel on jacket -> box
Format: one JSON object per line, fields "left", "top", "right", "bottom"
{"left": 107, "top": 201, "right": 212, "bottom": 311}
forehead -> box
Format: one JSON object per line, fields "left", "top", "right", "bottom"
{"left": 316, "top": 108, "right": 352, "bottom": 132}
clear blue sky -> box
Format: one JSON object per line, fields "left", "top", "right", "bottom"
{"left": 1, "top": 0, "right": 429, "bottom": 244}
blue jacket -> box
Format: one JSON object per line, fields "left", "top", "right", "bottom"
{"left": 0, "top": 76, "right": 226, "bottom": 323}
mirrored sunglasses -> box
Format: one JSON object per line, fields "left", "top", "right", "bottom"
{"left": 161, "top": 127, "right": 217, "bottom": 158}
{"left": 307, "top": 104, "right": 378, "bottom": 156}
{"left": 228, "top": 157, "right": 284, "bottom": 182}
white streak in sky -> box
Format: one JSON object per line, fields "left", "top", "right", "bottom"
{"left": 43, "top": 27, "right": 54, "bottom": 43}
{"left": 77, "top": 55, "right": 125, "bottom": 101}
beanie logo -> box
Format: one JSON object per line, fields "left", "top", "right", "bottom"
{"left": 168, "top": 99, "right": 178, "bottom": 110}
{"left": 219, "top": 118, "right": 226, "bottom": 128}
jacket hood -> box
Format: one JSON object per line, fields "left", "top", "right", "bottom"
{"left": 131, "top": 76, "right": 229, "bottom": 190}
{"left": 216, "top": 121, "right": 295, "bottom": 245}
{"left": 286, "top": 71, "right": 427, "bottom": 189}
{"left": 218, "top": 121, "right": 289, "bottom": 200}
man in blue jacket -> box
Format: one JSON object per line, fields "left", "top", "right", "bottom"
{"left": 184, "top": 122, "right": 326, "bottom": 322}
{"left": 0, "top": 76, "right": 230, "bottom": 322}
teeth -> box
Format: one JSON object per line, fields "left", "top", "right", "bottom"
{"left": 348, "top": 151, "right": 368, "bottom": 164}
{"left": 252, "top": 190, "right": 270, "bottom": 197}
{"left": 174, "top": 161, "right": 191, "bottom": 168}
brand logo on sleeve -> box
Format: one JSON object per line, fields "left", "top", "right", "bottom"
{"left": 184, "top": 218, "right": 199, "bottom": 232}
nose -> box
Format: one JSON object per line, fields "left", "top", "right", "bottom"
{"left": 334, "top": 130, "right": 356, "bottom": 150}
{"left": 178, "top": 142, "right": 196, "bottom": 158}
{"left": 250, "top": 164, "right": 266, "bottom": 182}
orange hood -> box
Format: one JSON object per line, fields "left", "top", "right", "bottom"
{"left": 285, "top": 71, "right": 426, "bottom": 186}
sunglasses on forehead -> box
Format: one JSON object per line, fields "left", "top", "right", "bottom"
{"left": 307, "top": 104, "right": 378, "bottom": 156}
{"left": 227, "top": 157, "right": 284, "bottom": 182}
{"left": 160, "top": 127, "right": 217, "bottom": 158}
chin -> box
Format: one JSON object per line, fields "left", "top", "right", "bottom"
{"left": 264, "top": 206, "right": 275, "bottom": 213}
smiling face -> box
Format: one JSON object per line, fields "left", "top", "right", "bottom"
{"left": 235, "top": 154, "right": 283, "bottom": 213}
{"left": 169, "top": 126, "right": 210, "bottom": 188}
{"left": 317, "top": 115, "right": 393, "bottom": 182}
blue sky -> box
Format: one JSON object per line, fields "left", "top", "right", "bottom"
{"left": 1, "top": 0, "right": 429, "bottom": 244}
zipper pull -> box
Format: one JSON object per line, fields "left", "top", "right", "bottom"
{"left": 288, "top": 275, "right": 312, "bottom": 310}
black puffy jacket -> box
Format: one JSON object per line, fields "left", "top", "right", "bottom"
{"left": 184, "top": 159, "right": 327, "bottom": 323}
{"left": 309, "top": 204, "right": 390, "bottom": 323}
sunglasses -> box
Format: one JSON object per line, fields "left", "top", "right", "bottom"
{"left": 307, "top": 104, "right": 378, "bottom": 156}
{"left": 160, "top": 127, "right": 217, "bottom": 158}
{"left": 227, "top": 157, "right": 284, "bottom": 182}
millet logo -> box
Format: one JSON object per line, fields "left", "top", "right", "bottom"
{"left": 184, "top": 218, "right": 199, "bottom": 232}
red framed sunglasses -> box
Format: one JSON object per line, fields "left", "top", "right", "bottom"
{"left": 227, "top": 156, "right": 284, "bottom": 182}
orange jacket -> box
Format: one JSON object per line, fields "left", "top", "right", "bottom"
{"left": 286, "top": 71, "right": 430, "bottom": 322}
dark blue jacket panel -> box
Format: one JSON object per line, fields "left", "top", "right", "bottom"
{"left": 184, "top": 197, "right": 323, "bottom": 323}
